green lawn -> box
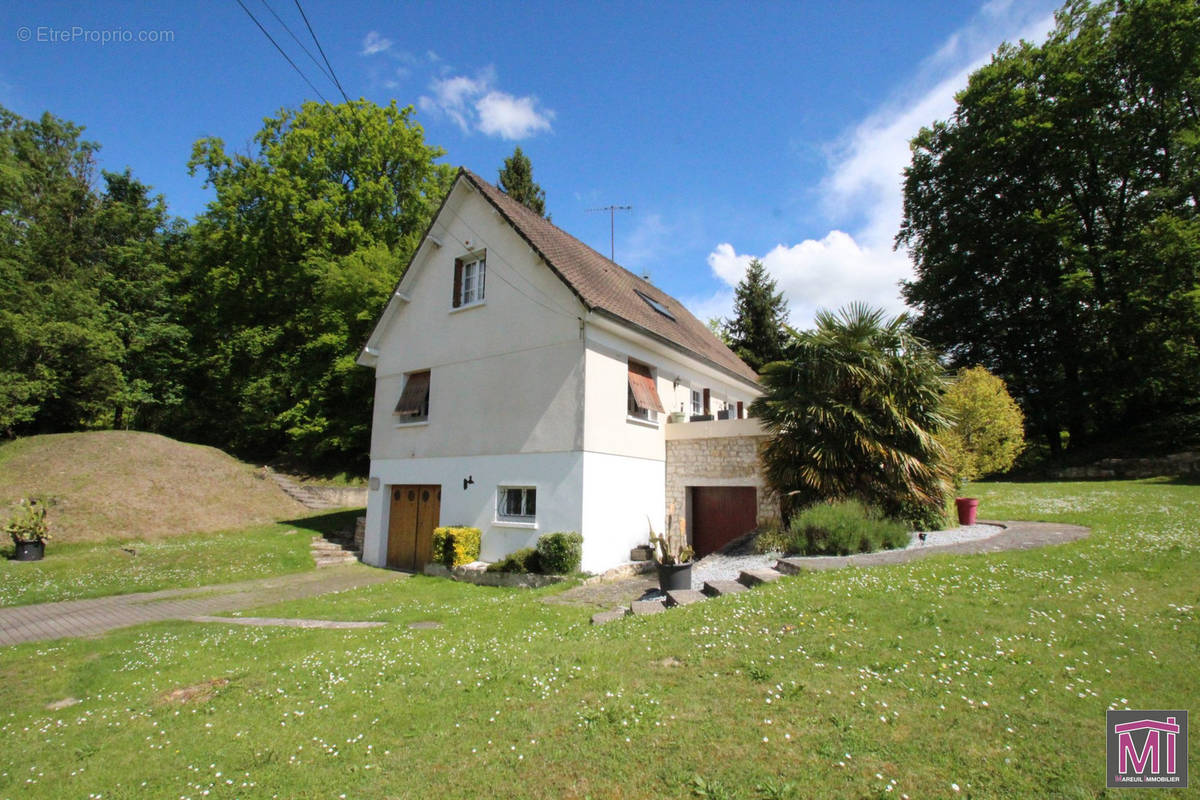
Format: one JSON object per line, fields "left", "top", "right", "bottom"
{"left": 1, "top": 480, "right": 1197, "bottom": 798}
{"left": 0, "top": 511, "right": 360, "bottom": 607}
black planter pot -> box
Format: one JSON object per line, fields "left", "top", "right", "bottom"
{"left": 656, "top": 562, "right": 692, "bottom": 593}
{"left": 12, "top": 540, "right": 45, "bottom": 562}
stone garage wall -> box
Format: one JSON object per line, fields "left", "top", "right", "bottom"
{"left": 664, "top": 418, "right": 781, "bottom": 536}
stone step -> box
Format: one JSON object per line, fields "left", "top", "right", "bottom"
{"left": 702, "top": 580, "right": 749, "bottom": 597}
{"left": 591, "top": 608, "right": 627, "bottom": 626}
{"left": 314, "top": 553, "right": 359, "bottom": 567}
{"left": 738, "top": 568, "right": 784, "bottom": 588}
{"left": 630, "top": 599, "right": 666, "bottom": 616}
{"left": 665, "top": 589, "right": 707, "bottom": 607}
{"left": 773, "top": 558, "right": 810, "bottom": 576}
{"left": 311, "top": 540, "right": 357, "bottom": 552}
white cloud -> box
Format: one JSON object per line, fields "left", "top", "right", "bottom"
{"left": 360, "top": 31, "right": 392, "bottom": 56}
{"left": 705, "top": 0, "right": 1058, "bottom": 329}
{"left": 418, "top": 68, "right": 554, "bottom": 139}
{"left": 477, "top": 91, "right": 555, "bottom": 139}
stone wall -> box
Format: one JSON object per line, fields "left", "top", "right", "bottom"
{"left": 1048, "top": 451, "right": 1200, "bottom": 480}
{"left": 664, "top": 418, "right": 781, "bottom": 537}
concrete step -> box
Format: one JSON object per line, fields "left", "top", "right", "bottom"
{"left": 702, "top": 580, "right": 749, "bottom": 597}
{"left": 665, "top": 589, "right": 707, "bottom": 607}
{"left": 773, "top": 558, "right": 810, "bottom": 576}
{"left": 591, "top": 608, "right": 626, "bottom": 626}
{"left": 630, "top": 599, "right": 666, "bottom": 616}
{"left": 738, "top": 568, "right": 784, "bottom": 588}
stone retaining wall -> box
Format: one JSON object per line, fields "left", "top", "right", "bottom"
{"left": 1048, "top": 451, "right": 1200, "bottom": 480}
{"left": 307, "top": 485, "right": 369, "bottom": 507}
{"left": 664, "top": 418, "right": 781, "bottom": 533}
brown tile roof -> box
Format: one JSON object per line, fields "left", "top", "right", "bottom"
{"left": 461, "top": 169, "right": 758, "bottom": 386}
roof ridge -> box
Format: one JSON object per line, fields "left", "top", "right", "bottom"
{"left": 459, "top": 168, "right": 758, "bottom": 385}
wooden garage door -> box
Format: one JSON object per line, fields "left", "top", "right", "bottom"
{"left": 387, "top": 485, "right": 441, "bottom": 571}
{"left": 691, "top": 486, "right": 757, "bottom": 557}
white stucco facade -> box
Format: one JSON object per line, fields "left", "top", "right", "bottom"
{"left": 358, "top": 172, "right": 761, "bottom": 574}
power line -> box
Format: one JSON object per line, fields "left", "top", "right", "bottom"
{"left": 233, "top": 0, "right": 330, "bottom": 104}
{"left": 293, "top": 0, "right": 352, "bottom": 104}
{"left": 257, "top": 0, "right": 335, "bottom": 86}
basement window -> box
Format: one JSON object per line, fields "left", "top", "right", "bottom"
{"left": 497, "top": 486, "right": 537, "bottom": 525}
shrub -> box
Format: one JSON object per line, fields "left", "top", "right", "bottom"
{"left": 431, "top": 526, "right": 481, "bottom": 568}
{"left": 486, "top": 547, "right": 541, "bottom": 573}
{"left": 536, "top": 531, "right": 583, "bottom": 574}
{"left": 752, "top": 525, "right": 790, "bottom": 554}
{"left": 786, "top": 500, "right": 910, "bottom": 556}
{"left": 939, "top": 366, "right": 1025, "bottom": 484}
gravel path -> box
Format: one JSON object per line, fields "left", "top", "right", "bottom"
{"left": 549, "top": 520, "right": 1090, "bottom": 609}
{"left": 690, "top": 523, "right": 1006, "bottom": 587}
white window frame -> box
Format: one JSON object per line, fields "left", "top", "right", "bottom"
{"left": 690, "top": 388, "right": 703, "bottom": 416}
{"left": 458, "top": 254, "right": 486, "bottom": 308}
{"left": 495, "top": 486, "right": 537, "bottom": 528}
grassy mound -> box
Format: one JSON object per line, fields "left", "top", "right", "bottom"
{"left": 0, "top": 431, "right": 306, "bottom": 543}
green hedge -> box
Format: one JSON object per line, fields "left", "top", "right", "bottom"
{"left": 486, "top": 547, "right": 541, "bottom": 573}
{"left": 486, "top": 532, "right": 583, "bottom": 574}
{"left": 431, "top": 526, "right": 482, "bottom": 568}
{"left": 536, "top": 531, "right": 582, "bottom": 574}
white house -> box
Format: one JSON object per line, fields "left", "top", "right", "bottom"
{"left": 356, "top": 169, "right": 761, "bottom": 574}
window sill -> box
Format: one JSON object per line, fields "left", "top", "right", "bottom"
{"left": 393, "top": 419, "right": 429, "bottom": 428}
{"left": 493, "top": 519, "right": 537, "bottom": 529}
{"left": 626, "top": 415, "right": 660, "bottom": 429}
{"left": 449, "top": 300, "right": 485, "bottom": 315}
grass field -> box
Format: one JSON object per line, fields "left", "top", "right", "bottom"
{"left": 0, "top": 511, "right": 360, "bottom": 607}
{"left": 0, "top": 479, "right": 1197, "bottom": 799}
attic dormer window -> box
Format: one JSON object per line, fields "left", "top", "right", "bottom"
{"left": 452, "top": 251, "right": 486, "bottom": 309}
{"left": 634, "top": 289, "right": 675, "bottom": 320}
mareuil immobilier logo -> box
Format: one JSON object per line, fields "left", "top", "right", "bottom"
{"left": 1107, "top": 710, "right": 1188, "bottom": 788}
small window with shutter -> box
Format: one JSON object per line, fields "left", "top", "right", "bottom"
{"left": 452, "top": 251, "right": 487, "bottom": 309}
{"left": 394, "top": 370, "right": 431, "bottom": 423}
{"left": 626, "top": 360, "right": 664, "bottom": 423}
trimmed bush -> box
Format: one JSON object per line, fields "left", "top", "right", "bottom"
{"left": 431, "top": 526, "right": 481, "bottom": 568}
{"left": 786, "top": 500, "right": 910, "bottom": 556}
{"left": 536, "top": 531, "right": 583, "bottom": 574}
{"left": 486, "top": 547, "right": 541, "bottom": 573}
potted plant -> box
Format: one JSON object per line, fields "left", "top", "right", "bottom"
{"left": 648, "top": 508, "right": 693, "bottom": 593}
{"left": 6, "top": 497, "right": 51, "bottom": 561}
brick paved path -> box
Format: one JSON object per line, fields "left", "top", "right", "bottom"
{"left": 0, "top": 565, "right": 406, "bottom": 646}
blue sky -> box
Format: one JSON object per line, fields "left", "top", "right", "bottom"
{"left": 2, "top": 0, "right": 1059, "bottom": 327}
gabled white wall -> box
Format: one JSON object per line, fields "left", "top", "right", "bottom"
{"left": 369, "top": 182, "right": 586, "bottom": 461}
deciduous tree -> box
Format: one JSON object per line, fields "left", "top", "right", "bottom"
{"left": 898, "top": 0, "right": 1200, "bottom": 456}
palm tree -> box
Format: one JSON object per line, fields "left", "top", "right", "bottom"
{"left": 750, "top": 302, "right": 952, "bottom": 528}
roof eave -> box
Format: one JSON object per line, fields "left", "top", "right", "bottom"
{"left": 590, "top": 308, "right": 760, "bottom": 390}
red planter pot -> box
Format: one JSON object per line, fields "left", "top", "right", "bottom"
{"left": 955, "top": 498, "right": 979, "bottom": 526}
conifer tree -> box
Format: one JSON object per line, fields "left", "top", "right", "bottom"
{"left": 725, "top": 258, "right": 789, "bottom": 372}
{"left": 497, "top": 146, "right": 547, "bottom": 217}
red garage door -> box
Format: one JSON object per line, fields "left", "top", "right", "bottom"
{"left": 691, "top": 486, "right": 757, "bottom": 557}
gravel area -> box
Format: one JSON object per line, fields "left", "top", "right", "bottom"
{"left": 689, "top": 523, "right": 1006, "bottom": 588}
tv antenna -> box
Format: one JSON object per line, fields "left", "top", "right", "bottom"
{"left": 586, "top": 204, "right": 632, "bottom": 262}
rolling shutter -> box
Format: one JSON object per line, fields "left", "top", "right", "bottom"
{"left": 627, "top": 362, "right": 665, "bottom": 414}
